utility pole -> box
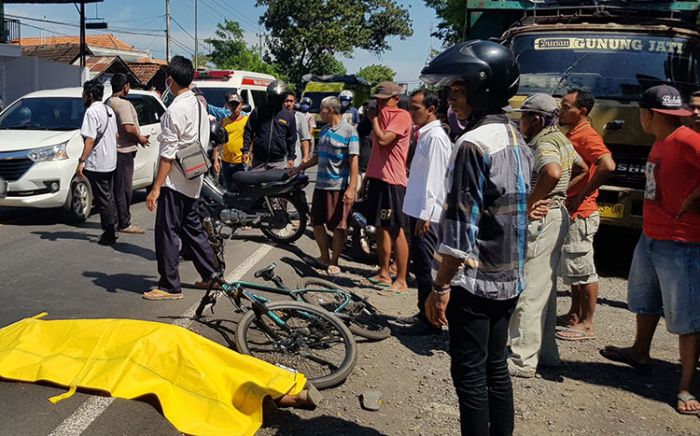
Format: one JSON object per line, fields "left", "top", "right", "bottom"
{"left": 79, "top": 0, "right": 86, "bottom": 67}
{"left": 165, "top": 0, "right": 171, "bottom": 62}
{"left": 194, "top": 0, "right": 198, "bottom": 67}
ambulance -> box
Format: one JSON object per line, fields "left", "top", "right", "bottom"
{"left": 191, "top": 69, "right": 276, "bottom": 110}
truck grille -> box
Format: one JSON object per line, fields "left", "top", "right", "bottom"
{"left": 0, "top": 158, "right": 33, "bottom": 181}
{"left": 606, "top": 144, "right": 649, "bottom": 190}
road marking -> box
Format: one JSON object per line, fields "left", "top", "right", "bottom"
{"left": 46, "top": 243, "right": 274, "bottom": 435}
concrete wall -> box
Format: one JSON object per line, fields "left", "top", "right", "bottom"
{"left": 1, "top": 55, "right": 88, "bottom": 104}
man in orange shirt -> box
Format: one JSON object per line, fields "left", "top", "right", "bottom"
{"left": 556, "top": 89, "right": 616, "bottom": 341}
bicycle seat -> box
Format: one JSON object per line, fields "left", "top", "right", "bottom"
{"left": 232, "top": 169, "right": 289, "bottom": 187}
{"left": 254, "top": 263, "right": 277, "bottom": 278}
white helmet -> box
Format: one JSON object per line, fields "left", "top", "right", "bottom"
{"left": 339, "top": 90, "right": 354, "bottom": 101}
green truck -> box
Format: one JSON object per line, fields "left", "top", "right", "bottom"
{"left": 464, "top": 0, "right": 699, "bottom": 229}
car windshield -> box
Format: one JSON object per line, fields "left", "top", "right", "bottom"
{"left": 512, "top": 33, "right": 700, "bottom": 100}
{"left": 302, "top": 92, "right": 339, "bottom": 113}
{"left": 196, "top": 87, "right": 238, "bottom": 107}
{"left": 0, "top": 97, "right": 85, "bottom": 130}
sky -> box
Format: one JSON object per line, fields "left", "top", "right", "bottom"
{"left": 6, "top": 0, "right": 440, "bottom": 84}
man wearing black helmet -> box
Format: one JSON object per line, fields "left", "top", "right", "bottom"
{"left": 421, "top": 40, "right": 533, "bottom": 436}
{"left": 242, "top": 80, "right": 297, "bottom": 169}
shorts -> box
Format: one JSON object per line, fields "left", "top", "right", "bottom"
{"left": 311, "top": 189, "right": 352, "bottom": 231}
{"left": 364, "top": 177, "right": 407, "bottom": 229}
{"left": 627, "top": 234, "right": 700, "bottom": 335}
{"left": 559, "top": 212, "right": 600, "bottom": 286}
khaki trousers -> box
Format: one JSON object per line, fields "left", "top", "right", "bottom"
{"left": 509, "top": 205, "right": 570, "bottom": 372}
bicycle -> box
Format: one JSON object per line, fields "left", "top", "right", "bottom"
{"left": 195, "top": 273, "right": 357, "bottom": 390}
{"left": 202, "top": 217, "right": 391, "bottom": 341}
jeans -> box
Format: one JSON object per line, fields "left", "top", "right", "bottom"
{"left": 447, "top": 288, "right": 519, "bottom": 436}
{"left": 221, "top": 161, "right": 247, "bottom": 192}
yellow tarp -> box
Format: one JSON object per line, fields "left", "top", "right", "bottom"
{"left": 0, "top": 314, "right": 306, "bottom": 436}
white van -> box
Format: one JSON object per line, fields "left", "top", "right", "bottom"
{"left": 0, "top": 87, "right": 166, "bottom": 222}
{"left": 192, "top": 70, "right": 275, "bottom": 110}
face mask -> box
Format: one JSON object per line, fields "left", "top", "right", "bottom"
{"left": 300, "top": 104, "right": 310, "bottom": 112}
{"left": 341, "top": 100, "right": 350, "bottom": 109}
{"left": 165, "top": 78, "right": 173, "bottom": 96}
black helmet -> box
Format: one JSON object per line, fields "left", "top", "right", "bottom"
{"left": 420, "top": 40, "right": 520, "bottom": 111}
{"left": 266, "top": 80, "right": 288, "bottom": 97}
{"left": 209, "top": 121, "right": 228, "bottom": 147}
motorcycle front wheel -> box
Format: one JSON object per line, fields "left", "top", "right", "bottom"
{"left": 260, "top": 194, "right": 307, "bottom": 244}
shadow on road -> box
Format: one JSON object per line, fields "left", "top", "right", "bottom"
{"left": 83, "top": 271, "right": 157, "bottom": 294}
{"left": 556, "top": 289, "right": 628, "bottom": 311}
{"left": 112, "top": 241, "right": 156, "bottom": 261}
{"left": 262, "top": 410, "right": 387, "bottom": 435}
{"left": 32, "top": 230, "right": 93, "bottom": 242}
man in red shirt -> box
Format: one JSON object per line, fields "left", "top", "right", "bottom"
{"left": 556, "top": 89, "right": 616, "bottom": 341}
{"left": 601, "top": 85, "right": 700, "bottom": 415}
{"left": 363, "top": 82, "right": 412, "bottom": 292}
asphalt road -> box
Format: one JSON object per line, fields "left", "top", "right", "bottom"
{"left": 0, "top": 189, "right": 326, "bottom": 436}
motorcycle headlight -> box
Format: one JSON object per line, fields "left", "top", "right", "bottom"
{"left": 27, "top": 142, "right": 69, "bottom": 162}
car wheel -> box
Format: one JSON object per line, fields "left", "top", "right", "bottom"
{"left": 63, "top": 178, "right": 92, "bottom": 223}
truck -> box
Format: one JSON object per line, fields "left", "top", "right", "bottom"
{"left": 464, "top": 0, "right": 699, "bottom": 229}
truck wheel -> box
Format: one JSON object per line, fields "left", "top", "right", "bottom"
{"left": 62, "top": 177, "right": 92, "bottom": 223}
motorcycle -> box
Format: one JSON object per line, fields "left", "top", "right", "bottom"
{"left": 199, "top": 169, "right": 310, "bottom": 244}
{"left": 346, "top": 200, "right": 377, "bottom": 264}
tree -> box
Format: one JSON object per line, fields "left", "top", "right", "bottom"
{"left": 256, "top": 0, "right": 412, "bottom": 85}
{"left": 424, "top": 0, "right": 465, "bottom": 45}
{"left": 205, "top": 20, "right": 279, "bottom": 77}
{"left": 357, "top": 64, "right": 395, "bottom": 87}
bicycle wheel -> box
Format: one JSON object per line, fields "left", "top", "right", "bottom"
{"left": 300, "top": 278, "right": 391, "bottom": 341}
{"left": 235, "top": 300, "right": 357, "bottom": 390}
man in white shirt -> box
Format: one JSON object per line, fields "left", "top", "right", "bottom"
{"left": 399, "top": 89, "right": 453, "bottom": 335}
{"left": 76, "top": 79, "right": 119, "bottom": 246}
{"left": 143, "top": 56, "right": 216, "bottom": 300}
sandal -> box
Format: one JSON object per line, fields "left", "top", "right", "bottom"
{"left": 677, "top": 391, "right": 700, "bottom": 415}
{"left": 326, "top": 265, "right": 341, "bottom": 276}
{"left": 118, "top": 225, "right": 145, "bottom": 234}
{"left": 599, "top": 346, "right": 652, "bottom": 373}
{"left": 143, "top": 289, "right": 183, "bottom": 300}
{"left": 556, "top": 327, "right": 597, "bottom": 341}
{"left": 366, "top": 276, "right": 391, "bottom": 288}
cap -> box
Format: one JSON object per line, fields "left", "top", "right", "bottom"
{"left": 373, "top": 81, "right": 402, "bottom": 99}
{"left": 513, "top": 93, "right": 560, "bottom": 116}
{"left": 640, "top": 85, "right": 693, "bottom": 117}
{"left": 225, "top": 92, "right": 242, "bottom": 104}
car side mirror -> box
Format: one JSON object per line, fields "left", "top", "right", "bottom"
{"left": 241, "top": 104, "right": 252, "bottom": 113}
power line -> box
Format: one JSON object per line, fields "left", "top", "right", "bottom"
{"left": 170, "top": 16, "right": 209, "bottom": 53}
{"left": 6, "top": 13, "right": 165, "bottom": 36}
{"left": 199, "top": 0, "right": 258, "bottom": 34}
{"left": 206, "top": 0, "right": 260, "bottom": 31}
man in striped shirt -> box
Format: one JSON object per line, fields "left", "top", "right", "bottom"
{"left": 508, "top": 93, "right": 588, "bottom": 378}
{"left": 291, "top": 96, "right": 359, "bottom": 276}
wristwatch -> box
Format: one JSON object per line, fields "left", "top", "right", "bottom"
{"left": 78, "top": 158, "right": 86, "bottom": 164}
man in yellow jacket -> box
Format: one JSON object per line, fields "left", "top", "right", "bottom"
{"left": 217, "top": 91, "right": 249, "bottom": 191}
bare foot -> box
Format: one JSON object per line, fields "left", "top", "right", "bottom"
{"left": 390, "top": 280, "right": 408, "bottom": 292}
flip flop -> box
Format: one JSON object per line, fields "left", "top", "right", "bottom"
{"left": 143, "top": 289, "right": 183, "bottom": 300}
{"left": 366, "top": 276, "right": 391, "bottom": 288}
{"left": 556, "top": 327, "right": 597, "bottom": 341}
{"left": 556, "top": 315, "right": 575, "bottom": 328}
{"left": 326, "top": 265, "right": 341, "bottom": 276}
{"left": 677, "top": 391, "right": 700, "bottom": 415}
{"left": 599, "top": 346, "right": 652, "bottom": 373}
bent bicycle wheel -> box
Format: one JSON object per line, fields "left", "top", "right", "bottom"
{"left": 300, "top": 278, "right": 391, "bottom": 341}
{"left": 235, "top": 300, "right": 357, "bottom": 390}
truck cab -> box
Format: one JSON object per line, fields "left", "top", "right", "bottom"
{"left": 465, "top": 0, "right": 700, "bottom": 228}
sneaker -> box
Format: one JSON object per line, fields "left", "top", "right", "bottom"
{"left": 394, "top": 314, "right": 421, "bottom": 325}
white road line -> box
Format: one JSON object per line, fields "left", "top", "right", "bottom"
{"left": 46, "top": 243, "right": 274, "bottom": 436}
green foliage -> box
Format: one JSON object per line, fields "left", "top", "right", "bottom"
{"left": 205, "top": 20, "right": 279, "bottom": 77}
{"left": 424, "top": 0, "right": 465, "bottom": 44}
{"left": 357, "top": 64, "right": 395, "bottom": 87}
{"left": 256, "top": 0, "right": 412, "bottom": 85}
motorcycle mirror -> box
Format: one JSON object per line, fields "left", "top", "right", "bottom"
{"left": 241, "top": 104, "right": 252, "bottom": 113}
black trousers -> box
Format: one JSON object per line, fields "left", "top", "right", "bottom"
{"left": 408, "top": 216, "right": 439, "bottom": 323}
{"left": 114, "top": 151, "right": 135, "bottom": 229}
{"left": 155, "top": 187, "right": 216, "bottom": 293}
{"left": 84, "top": 169, "right": 116, "bottom": 239}
{"left": 447, "top": 288, "right": 519, "bottom": 436}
